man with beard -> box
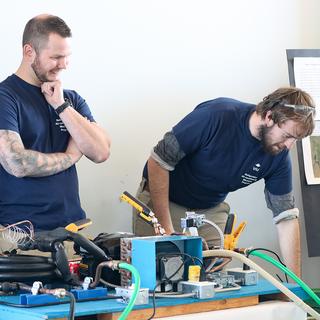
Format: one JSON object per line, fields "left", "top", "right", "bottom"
{"left": 133, "top": 87, "right": 315, "bottom": 277}
{"left": 0, "top": 14, "right": 110, "bottom": 233}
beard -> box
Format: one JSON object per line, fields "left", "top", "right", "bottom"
{"left": 258, "top": 124, "right": 285, "bottom": 156}
{"left": 31, "top": 55, "right": 59, "bottom": 83}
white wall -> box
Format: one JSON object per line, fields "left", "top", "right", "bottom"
{"left": 1, "top": 0, "right": 320, "bottom": 286}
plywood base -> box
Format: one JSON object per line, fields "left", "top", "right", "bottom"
{"left": 98, "top": 295, "right": 258, "bottom": 320}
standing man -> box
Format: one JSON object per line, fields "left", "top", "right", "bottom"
{"left": 0, "top": 14, "right": 110, "bottom": 232}
{"left": 133, "top": 87, "right": 315, "bottom": 276}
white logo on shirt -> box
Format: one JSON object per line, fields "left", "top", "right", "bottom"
{"left": 253, "top": 163, "right": 261, "bottom": 172}
{"left": 241, "top": 173, "right": 258, "bottom": 185}
{"left": 55, "top": 119, "right": 68, "bottom": 132}
{"left": 241, "top": 163, "right": 261, "bottom": 185}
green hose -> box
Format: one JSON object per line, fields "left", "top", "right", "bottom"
{"left": 249, "top": 250, "right": 320, "bottom": 306}
{"left": 118, "top": 262, "right": 141, "bottom": 320}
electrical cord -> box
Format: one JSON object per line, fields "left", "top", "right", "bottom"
{"left": 148, "top": 282, "right": 160, "bottom": 320}
{"left": 203, "top": 219, "right": 224, "bottom": 249}
{"left": 147, "top": 253, "right": 202, "bottom": 320}
{"left": 152, "top": 292, "right": 195, "bottom": 298}
{"left": 64, "top": 291, "right": 76, "bottom": 320}
{"left": 246, "top": 248, "right": 288, "bottom": 282}
{"left": 0, "top": 299, "right": 69, "bottom": 308}
{"left": 201, "top": 218, "right": 225, "bottom": 273}
{"left": 249, "top": 250, "right": 320, "bottom": 307}
{"left": 276, "top": 274, "right": 285, "bottom": 283}
{"left": 147, "top": 256, "right": 187, "bottom": 320}
{"left": 203, "top": 249, "right": 320, "bottom": 319}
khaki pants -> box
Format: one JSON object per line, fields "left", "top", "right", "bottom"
{"left": 132, "top": 179, "right": 230, "bottom": 249}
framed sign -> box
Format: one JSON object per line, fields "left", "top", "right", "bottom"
{"left": 287, "top": 49, "right": 320, "bottom": 256}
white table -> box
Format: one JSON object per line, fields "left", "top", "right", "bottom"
{"left": 159, "top": 300, "right": 306, "bottom": 320}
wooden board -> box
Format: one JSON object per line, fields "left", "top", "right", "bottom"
{"left": 0, "top": 280, "right": 308, "bottom": 319}
{"left": 98, "top": 296, "right": 258, "bottom": 320}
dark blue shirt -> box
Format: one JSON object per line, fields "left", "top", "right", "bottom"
{"left": 0, "top": 74, "right": 95, "bottom": 230}
{"left": 144, "top": 98, "right": 292, "bottom": 209}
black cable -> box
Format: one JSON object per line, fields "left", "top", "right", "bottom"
{"left": 157, "top": 252, "right": 195, "bottom": 264}
{"left": 147, "top": 255, "right": 187, "bottom": 320}
{"left": 247, "top": 248, "right": 286, "bottom": 265}
{"left": 0, "top": 299, "right": 69, "bottom": 308}
{"left": 64, "top": 291, "right": 76, "bottom": 320}
{"left": 276, "top": 274, "right": 284, "bottom": 283}
{"left": 147, "top": 253, "right": 202, "bottom": 320}
{"left": 247, "top": 248, "right": 288, "bottom": 282}
{"left": 177, "top": 252, "right": 205, "bottom": 281}
{"left": 157, "top": 252, "right": 204, "bottom": 271}
{"left": 163, "top": 256, "right": 187, "bottom": 281}
{"left": 147, "top": 282, "right": 160, "bottom": 320}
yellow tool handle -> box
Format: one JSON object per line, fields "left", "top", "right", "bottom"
{"left": 233, "top": 221, "right": 246, "bottom": 239}
{"left": 224, "top": 234, "right": 233, "bottom": 250}
{"left": 120, "top": 191, "right": 153, "bottom": 224}
{"left": 120, "top": 193, "right": 144, "bottom": 213}
{"left": 65, "top": 218, "right": 92, "bottom": 232}
{"left": 138, "top": 212, "right": 153, "bottom": 223}
{"left": 224, "top": 221, "right": 247, "bottom": 250}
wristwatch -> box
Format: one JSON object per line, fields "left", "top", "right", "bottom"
{"left": 55, "top": 100, "right": 71, "bottom": 115}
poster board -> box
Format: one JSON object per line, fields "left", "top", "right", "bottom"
{"left": 286, "top": 49, "right": 320, "bottom": 256}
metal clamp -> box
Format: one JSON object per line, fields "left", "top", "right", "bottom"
{"left": 82, "top": 276, "right": 93, "bottom": 290}
{"left": 31, "top": 281, "right": 43, "bottom": 295}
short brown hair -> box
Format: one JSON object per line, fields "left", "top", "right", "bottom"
{"left": 22, "top": 15, "right": 72, "bottom": 52}
{"left": 256, "top": 87, "right": 315, "bottom": 138}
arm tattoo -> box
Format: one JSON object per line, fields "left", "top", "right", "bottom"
{"left": 0, "top": 130, "right": 74, "bottom": 177}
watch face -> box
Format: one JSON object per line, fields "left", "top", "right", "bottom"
{"left": 65, "top": 98, "right": 73, "bottom": 108}
{"left": 56, "top": 100, "right": 71, "bottom": 115}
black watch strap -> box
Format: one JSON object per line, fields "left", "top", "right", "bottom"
{"left": 55, "top": 100, "right": 71, "bottom": 115}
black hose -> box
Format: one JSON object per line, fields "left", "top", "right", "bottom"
{"left": 0, "top": 254, "right": 52, "bottom": 263}
{"left": 0, "top": 254, "right": 58, "bottom": 283}
{"left": 0, "top": 263, "right": 55, "bottom": 271}
{"left": 65, "top": 291, "right": 76, "bottom": 320}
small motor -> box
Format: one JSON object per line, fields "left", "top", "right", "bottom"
{"left": 155, "top": 241, "right": 185, "bottom": 292}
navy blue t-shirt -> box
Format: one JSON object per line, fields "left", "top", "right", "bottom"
{"left": 144, "top": 98, "right": 292, "bottom": 209}
{"left": 0, "top": 74, "right": 95, "bottom": 230}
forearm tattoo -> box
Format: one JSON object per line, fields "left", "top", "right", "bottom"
{"left": 0, "top": 130, "right": 74, "bottom": 177}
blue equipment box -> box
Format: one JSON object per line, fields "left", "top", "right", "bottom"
{"left": 130, "top": 235, "right": 202, "bottom": 290}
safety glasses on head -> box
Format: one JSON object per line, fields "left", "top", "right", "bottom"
{"left": 282, "top": 103, "right": 315, "bottom": 117}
